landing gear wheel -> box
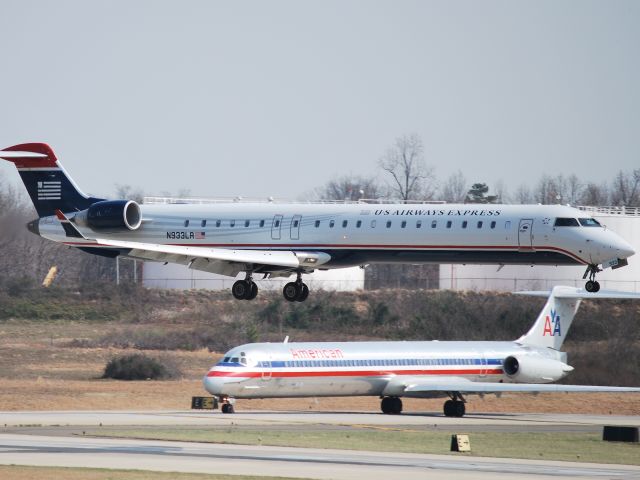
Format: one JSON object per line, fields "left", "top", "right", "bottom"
{"left": 443, "top": 400, "right": 454, "bottom": 417}
{"left": 283, "top": 282, "right": 300, "bottom": 302}
{"left": 443, "top": 400, "right": 465, "bottom": 417}
{"left": 381, "top": 396, "right": 392, "bottom": 414}
{"left": 390, "top": 397, "right": 402, "bottom": 414}
{"left": 583, "top": 265, "right": 601, "bottom": 293}
{"left": 232, "top": 280, "right": 251, "bottom": 300}
{"left": 296, "top": 283, "right": 309, "bottom": 302}
{"left": 245, "top": 282, "right": 259, "bottom": 300}
{"left": 221, "top": 403, "right": 235, "bottom": 414}
{"left": 380, "top": 396, "right": 402, "bottom": 414}
{"left": 585, "top": 280, "right": 600, "bottom": 293}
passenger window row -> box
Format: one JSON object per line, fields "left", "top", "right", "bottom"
{"left": 254, "top": 358, "right": 483, "bottom": 368}
{"left": 183, "top": 218, "right": 510, "bottom": 230}
{"left": 184, "top": 219, "right": 268, "bottom": 228}
{"left": 312, "top": 219, "right": 501, "bottom": 230}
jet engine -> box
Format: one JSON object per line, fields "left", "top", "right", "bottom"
{"left": 74, "top": 200, "right": 142, "bottom": 231}
{"left": 502, "top": 355, "right": 573, "bottom": 384}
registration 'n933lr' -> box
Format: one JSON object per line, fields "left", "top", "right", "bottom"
{"left": 167, "top": 231, "right": 195, "bottom": 239}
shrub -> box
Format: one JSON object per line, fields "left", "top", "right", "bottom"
{"left": 102, "top": 353, "right": 179, "bottom": 380}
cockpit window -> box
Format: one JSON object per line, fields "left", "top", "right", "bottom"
{"left": 554, "top": 218, "right": 579, "bottom": 227}
{"left": 578, "top": 218, "right": 601, "bottom": 227}
{"left": 240, "top": 357, "right": 247, "bottom": 366}
{"left": 230, "top": 357, "right": 239, "bottom": 363}
{"left": 223, "top": 357, "right": 230, "bottom": 362}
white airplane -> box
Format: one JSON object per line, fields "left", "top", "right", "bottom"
{"left": 204, "top": 286, "right": 640, "bottom": 415}
{"left": 1, "top": 143, "right": 635, "bottom": 301}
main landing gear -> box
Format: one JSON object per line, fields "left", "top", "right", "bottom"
{"left": 283, "top": 272, "right": 309, "bottom": 302}
{"left": 443, "top": 393, "right": 466, "bottom": 417}
{"left": 583, "top": 264, "right": 601, "bottom": 293}
{"left": 380, "top": 396, "right": 403, "bottom": 414}
{"left": 232, "top": 273, "right": 259, "bottom": 300}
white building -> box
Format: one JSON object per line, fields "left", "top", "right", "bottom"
{"left": 439, "top": 206, "right": 640, "bottom": 292}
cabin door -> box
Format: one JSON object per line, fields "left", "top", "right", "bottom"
{"left": 261, "top": 357, "right": 272, "bottom": 381}
{"left": 478, "top": 352, "right": 488, "bottom": 378}
{"left": 271, "top": 215, "right": 283, "bottom": 240}
{"left": 290, "top": 215, "right": 302, "bottom": 240}
{"left": 518, "top": 219, "right": 534, "bottom": 250}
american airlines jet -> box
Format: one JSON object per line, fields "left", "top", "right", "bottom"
{"left": 1, "top": 143, "right": 635, "bottom": 301}
{"left": 204, "top": 286, "right": 640, "bottom": 415}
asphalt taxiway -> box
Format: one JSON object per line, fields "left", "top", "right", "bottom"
{"left": 1, "top": 410, "right": 639, "bottom": 479}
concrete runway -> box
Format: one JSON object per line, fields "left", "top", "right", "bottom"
{"left": 1, "top": 410, "right": 639, "bottom": 479}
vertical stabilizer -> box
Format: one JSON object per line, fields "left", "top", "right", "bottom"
{"left": 0, "top": 143, "right": 104, "bottom": 217}
{"left": 516, "top": 286, "right": 640, "bottom": 350}
{"left": 516, "top": 286, "right": 582, "bottom": 350}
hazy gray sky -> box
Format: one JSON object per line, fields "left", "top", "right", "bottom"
{"left": 0, "top": 1, "right": 638, "bottom": 200}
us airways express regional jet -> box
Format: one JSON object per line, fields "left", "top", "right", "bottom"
{"left": 1, "top": 143, "right": 635, "bottom": 301}
{"left": 204, "top": 286, "right": 640, "bottom": 415}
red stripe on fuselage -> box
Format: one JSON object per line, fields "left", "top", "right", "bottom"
{"left": 207, "top": 368, "right": 504, "bottom": 378}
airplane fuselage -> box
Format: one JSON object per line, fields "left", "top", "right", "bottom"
{"left": 36, "top": 202, "right": 632, "bottom": 270}
{"left": 204, "top": 340, "right": 562, "bottom": 399}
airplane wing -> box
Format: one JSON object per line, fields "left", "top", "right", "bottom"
{"left": 94, "top": 238, "right": 331, "bottom": 277}
{"left": 397, "top": 377, "right": 640, "bottom": 395}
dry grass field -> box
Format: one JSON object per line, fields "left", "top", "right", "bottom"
{"left": 1, "top": 318, "right": 639, "bottom": 415}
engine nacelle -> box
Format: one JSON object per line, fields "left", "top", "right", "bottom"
{"left": 502, "top": 355, "right": 573, "bottom": 384}
{"left": 74, "top": 200, "right": 142, "bottom": 231}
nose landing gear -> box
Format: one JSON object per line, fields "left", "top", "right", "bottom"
{"left": 283, "top": 271, "right": 309, "bottom": 302}
{"left": 583, "top": 265, "right": 601, "bottom": 293}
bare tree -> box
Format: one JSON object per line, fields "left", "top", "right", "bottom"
{"left": 317, "top": 175, "right": 383, "bottom": 201}
{"left": 115, "top": 184, "right": 145, "bottom": 203}
{"left": 379, "top": 134, "right": 436, "bottom": 202}
{"left": 566, "top": 174, "right": 583, "bottom": 205}
{"left": 493, "top": 179, "right": 508, "bottom": 204}
{"left": 441, "top": 171, "right": 468, "bottom": 203}
{"left": 579, "top": 182, "right": 610, "bottom": 206}
{"left": 535, "top": 174, "right": 570, "bottom": 204}
{"left": 611, "top": 169, "right": 640, "bottom": 207}
{"left": 513, "top": 184, "right": 533, "bottom": 204}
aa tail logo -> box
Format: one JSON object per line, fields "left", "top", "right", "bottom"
{"left": 37, "top": 181, "right": 61, "bottom": 200}
{"left": 543, "top": 309, "right": 562, "bottom": 336}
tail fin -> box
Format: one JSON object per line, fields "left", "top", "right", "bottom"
{"left": 516, "top": 286, "right": 640, "bottom": 350}
{"left": 0, "top": 143, "right": 104, "bottom": 217}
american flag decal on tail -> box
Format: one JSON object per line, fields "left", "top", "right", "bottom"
{"left": 37, "top": 181, "right": 61, "bottom": 200}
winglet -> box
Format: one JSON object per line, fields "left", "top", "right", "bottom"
{"left": 55, "top": 209, "right": 86, "bottom": 239}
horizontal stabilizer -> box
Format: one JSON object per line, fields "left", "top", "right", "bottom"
{"left": 55, "top": 210, "right": 86, "bottom": 239}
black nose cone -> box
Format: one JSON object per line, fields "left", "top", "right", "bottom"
{"left": 26, "top": 219, "right": 40, "bottom": 236}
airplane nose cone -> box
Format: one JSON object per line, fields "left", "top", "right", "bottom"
{"left": 616, "top": 239, "right": 636, "bottom": 259}
{"left": 203, "top": 374, "right": 222, "bottom": 395}
{"left": 26, "top": 219, "right": 40, "bottom": 236}
{"left": 620, "top": 244, "right": 635, "bottom": 259}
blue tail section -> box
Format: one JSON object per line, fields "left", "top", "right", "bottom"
{"left": 0, "top": 143, "right": 104, "bottom": 217}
